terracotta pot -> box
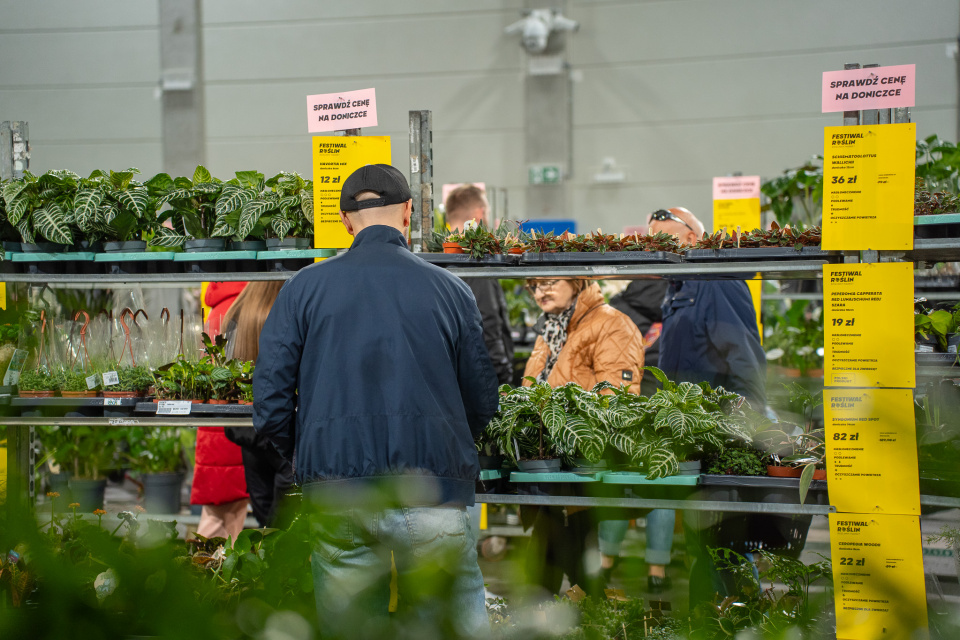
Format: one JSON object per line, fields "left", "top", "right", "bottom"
{"left": 206, "top": 399, "right": 229, "bottom": 404}
{"left": 190, "top": 399, "right": 205, "bottom": 404}
{"left": 62, "top": 390, "right": 97, "bottom": 398}
{"left": 442, "top": 242, "right": 464, "bottom": 254}
{"left": 18, "top": 390, "right": 56, "bottom": 398}
{"left": 103, "top": 390, "right": 138, "bottom": 398}
{"left": 767, "top": 465, "right": 826, "bottom": 480}
{"left": 805, "top": 369, "right": 824, "bottom": 378}
{"left": 508, "top": 247, "right": 524, "bottom": 254}
{"left": 239, "top": 400, "right": 253, "bottom": 405}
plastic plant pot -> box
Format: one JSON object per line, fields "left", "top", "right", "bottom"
{"left": 20, "top": 242, "right": 69, "bottom": 253}
{"left": 184, "top": 238, "right": 227, "bottom": 253}
{"left": 678, "top": 460, "right": 702, "bottom": 475}
{"left": 948, "top": 333, "right": 960, "bottom": 354}
{"left": 265, "top": 238, "right": 311, "bottom": 251}
{"left": 2, "top": 241, "right": 20, "bottom": 252}
{"left": 103, "top": 390, "right": 138, "bottom": 398}
{"left": 142, "top": 472, "right": 185, "bottom": 515}
{"left": 517, "top": 459, "right": 562, "bottom": 473}
{"left": 229, "top": 240, "right": 267, "bottom": 252}
{"left": 478, "top": 454, "right": 504, "bottom": 470}
{"left": 18, "top": 390, "right": 56, "bottom": 398}
{"left": 103, "top": 241, "right": 147, "bottom": 253}
{"left": 442, "top": 242, "right": 465, "bottom": 254}
{"left": 69, "top": 478, "right": 107, "bottom": 511}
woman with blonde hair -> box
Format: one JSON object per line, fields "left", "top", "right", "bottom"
{"left": 521, "top": 278, "right": 646, "bottom": 595}
{"left": 222, "top": 280, "right": 294, "bottom": 528}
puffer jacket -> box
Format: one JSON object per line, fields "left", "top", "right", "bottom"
{"left": 523, "top": 283, "right": 645, "bottom": 392}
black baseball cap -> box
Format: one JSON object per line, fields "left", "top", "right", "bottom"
{"left": 339, "top": 164, "right": 412, "bottom": 212}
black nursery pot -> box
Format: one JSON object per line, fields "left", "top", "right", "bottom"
{"left": 517, "top": 459, "right": 562, "bottom": 473}
{"left": 2, "top": 241, "right": 20, "bottom": 252}
{"left": 265, "top": 237, "right": 311, "bottom": 251}
{"left": 948, "top": 333, "right": 960, "bottom": 354}
{"left": 104, "top": 240, "right": 147, "bottom": 253}
{"left": 73, "top": 239, "right": 104, "bottom": 253}
{"left": 916, "top": 335, "right": 939, "bottom": 353}
{"left": 184, "top": 238, "right": 227, "bottom": 253}
{"left": 229, "top": 240, "right": 267, "bottom": 252}
{"left": 21, "top": 241, "right": 69, "bottom": 253}
{"left": 478, "top": 454, "right": 504, "bottom": 470}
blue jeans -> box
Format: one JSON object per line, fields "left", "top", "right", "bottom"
{"left": 597, "top": 509, "right": 675, "bottom": 566}
{"left": 310, "top": 505, "right": 488, "bottom": 639}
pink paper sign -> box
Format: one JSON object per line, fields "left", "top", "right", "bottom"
{"left": 306, "top": 88, "right": 378, "bottom": 133}
{"left": 713, "top": 176, "right": 760, "bottom": 200}
{"left": 821, "top": 64, "right": 915, "bottom": 113}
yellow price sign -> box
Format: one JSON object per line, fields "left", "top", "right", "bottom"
{"left": 313, "top": 136, "right": 392, "bottom": 249}
{"left": 712, "top": 198, "right": 760, "bottom": 234}
{"left": 829, "top": 513, "right": 928, "bottom": 640}
{"left": 825, "top": 388, "right": 919, "bottom": 515}
{"left": 824, "top": 262, "right": 914, "bottom": 388}
{"left": 822, "top": 123, "right": 915, "bottom": 250}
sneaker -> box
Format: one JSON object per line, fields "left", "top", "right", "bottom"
{"left": 647, "top": 574, "right": 672, "bottom": 594}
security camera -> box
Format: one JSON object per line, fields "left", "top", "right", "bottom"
{"left": 504, "top": 9, "right": 579, "bottom": 54}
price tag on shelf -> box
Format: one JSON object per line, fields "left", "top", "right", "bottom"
{"left": 829, "top": 513, "right": 927, "bottom": 640}
{"left": 102, "top": 371, "right": 120, "bottom": 387}
{"left": 103, "top": 398, "right": 121, "bottom": 406}
{"left": 156, "top": 400, "right": 191, "bottom": 416}
{"left": 825, "top": 388, "right": 919, "bottom": 515}
{"left": 822, "top": 123, "right": 915, "bottom": 250}
{"left": 85, "top": 374, "right": 98, "bottom": 390}
{"left": 313, "top": 136, "right": 391, "bottom": 249}
{"left": 824, "top": 263, "right": 914, "bottom": 388}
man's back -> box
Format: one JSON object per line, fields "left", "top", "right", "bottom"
{"left": 253, "top": 225, "right": 499, "bottom": 506}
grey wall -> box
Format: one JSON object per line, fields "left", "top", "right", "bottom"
{"left": 1, "top": 0, "right": 956, "bottom": 233}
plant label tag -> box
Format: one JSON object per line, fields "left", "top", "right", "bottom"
{"left": 102, "top": 371, "right": 120, "bottom": 386}
{"left": 85, "top": 374, "right": 99, "bottom": 390}
{"left": 103, "top": 397, "right": 121, "bottom": 406}
{"left": 2, "top": 349, "right": 28, "bottom": 386}
{"left": 157, "top": 400, "right": 191, "bottom": 415}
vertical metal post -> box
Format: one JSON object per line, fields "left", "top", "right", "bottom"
{"left": 894, "top": 107, "right": 911, "bottom": 124}
{"left": 6, "top": 424, "right": 35, "bottom": 516}
{"left": 334, "top": 129, "right": 361, "bottom": 137}
{"left": 0, "top": 121, "right": 29, "bottom": 181}
{"left": 408, "top": 110, "right": 433, "bottom": 253}
{"left": 842, "top": 63, "right": 861, "bottom": 126}
{"left": 861, "top": 64, "right": 880, "bottom": 125}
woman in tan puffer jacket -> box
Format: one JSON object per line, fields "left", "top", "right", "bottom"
{"left": 520, "top": 279, "right": 645, "bottom": 595}
{"left": 523, "top": 280, "right": 645, "bottom": 390}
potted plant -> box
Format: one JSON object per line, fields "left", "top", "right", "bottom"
{"left": 763, "top": 300, "right": 824, "bottom": 377}
{"left": 261, "top": 171, "right": 314, "bottom": 250}
{"left": 148, "top": 166, "right": 230, "bottom": 252}
{"left": 59, "top": 367, "right": 98, "bottom": 398}
{"left": 101, "top": 365, "right": 154, "bottom": 398}
{"left": 2, "top": 170, "right": 77, "bottom": 251}
{"left": 237, "top": 362, "right": 255, "bottom": 405}
{"left": 74, "top": 168, "right": 157, "bottom": 252}
{"left": 18, "top": 368, "right": 61, "bottom": 397}
{"left": 214, "top": 170, "right": 269, "bottom": 251}
{"left": 40, "top": 425, "right": 123, "bottom": 511}
{"left": 485, "top": 380, "right": 605, "bottom": 472}
{"left": 704, "top": 444, "right": 767, "bottom": 476}
{"left": 125, "top": 425, "right": 188, "bottom": 514}
{"left": 155, "top": 357, "right": 206, "bottom": 403}
{"left": 604, "top": 367, "right": 750, "bottom": 479}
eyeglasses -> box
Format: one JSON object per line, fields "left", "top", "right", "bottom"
{"left": 650, "top": 209, "right": 695, "bottom": 233}
{"left": 525, "top": 279, "right": 561, "bottom": 295}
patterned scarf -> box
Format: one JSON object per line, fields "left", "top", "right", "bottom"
{"left": 537, "top": 300, "right": 577, "bottom": 383}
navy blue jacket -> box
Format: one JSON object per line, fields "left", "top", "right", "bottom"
{"left": 252, "top": 225, "right": 500, "bottom": 506}
{"left": 659, "top": 280, "right": 766, "bottom": 408}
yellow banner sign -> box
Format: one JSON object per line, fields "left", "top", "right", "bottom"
{"left": 825, "top": 388, "right": 919, "bottom": 515}
{"left": 822, "top": 123, "right": 915, "bottom": 250}
{"left": 824, "top": 262, "right": 914, "bottom": 388}
{"left": 829, "top": 513, "right": 928, "bottom": 640}
{"left": 313, "top": 136, "right": 392, "bottom": 249}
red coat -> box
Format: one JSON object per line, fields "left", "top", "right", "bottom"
{"left": 190, "top": 282, "right": 250, "bottom": 506}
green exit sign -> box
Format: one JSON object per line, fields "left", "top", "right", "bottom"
{"left": 529, "top": 164, "right": 563, "bottom": 185}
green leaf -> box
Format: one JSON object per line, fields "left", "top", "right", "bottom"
{"left": 1, "top": 181, "right": 27, "bottom": 204}
{"left": 675, "top": 382, "right": 704, "bottom": 408}
{"left": 301, "top": 194, "right": 314, "bottom": 219}
{"left": 115, "top": 186, "right": 150, "bottom": 218}
{"left": 6, "top": 196, "right": 30, "bottom": 225}
{"left": 553, "top": 415, "right": 604, "bottom": 462}
{"left": 109, "top": 170, "right": 135, "bottom": 190}
{"left": 193, "top": 165, "right": 212, "bottom": 185}
{"left": 158, "top": 188, "right": 192, "bottom": 205}
{"left": 16, "top": 218, "right": 34, "bottom": 244}
{"left": 211, "top": 215, "right": 234, "bottom": 238}
{"left": 74, "top": 188, "right": 104, "bottom": 230}
{"left": 149, "top": 226, "right": 188, "bottom": 248}
{"left": 654, "top": 406, "right": 703, "bottom": 441}
{"left": 271, "top": 216, "right": 293, "bottom": 239}
{"left": 216, "top": 184, "right": 256, "bottom": 217}
{"left": 146, "top": 172, "right": 174, "bottom": 193}
{"left": 646, "top": 448, "right": 678, "bottom": 480}
{"left": 33, "top": 203, "right": 74, "bottom": 244}
{"left": 540, "top": 401, "right": 565, "bottom": 432}
{"left": 643, "top": 366, "right": 676, "bottom": 392}
{"left": 798, "top": 462, "right": 816, "bottom": 505}
{"left": 235, "top": 170, "right": 264, "bottom": 190}
{"left": 237, "top": 199, "right": 275, "bottom": 239}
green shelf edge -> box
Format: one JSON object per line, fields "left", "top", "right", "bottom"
{"left": 479, "top": 469, "right": 503, "bottom": 481}
{"left": 510, "top": 471, "right": 606, "bottom": 483}
{"left": 915, "top": 213, "right": 960, "bottom": 225}
{"left": 256, "top": 249, "right": 337, "bottom": 260}
{"left": 93, "top": 252, "right": 177, "bottom": 262}
{"left": 10, "top": 252, "right": 96, "bottom": 262}
{"left": 173, "top": 251, "right": 259, "bottom": 261}
{"left": 602, "top": 471, "right": 700, "bottom": 486}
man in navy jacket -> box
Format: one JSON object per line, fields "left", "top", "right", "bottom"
{"left": 253, "top": 164, "right": 499, "bottom": 637}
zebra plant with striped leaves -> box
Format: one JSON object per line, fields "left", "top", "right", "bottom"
{"left": 73, "top": 168, "right": 157, "bottom": 243}
{"left": 211, "top": 170, "right": 313, "bottom": 243}
{"left": 485, "top": 379, "right": 608, "bottom": 466}
{"left": 604, "top": 367, "right": 750, "bottom": 479}
{"left": 2, "top": 170, "right": 80, "bottom": 246}
{"left": 148, "top": 165, "right": 228, "bottom": 248}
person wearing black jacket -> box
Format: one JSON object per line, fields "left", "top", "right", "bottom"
{"left": 445, "top": 184, "right": 514, "bottom": 384}
{"left": 254, "top": 165, "right": 499, "bottom": 638}
{"left": 609, "top": 280, "right": 668, "bottom": 396}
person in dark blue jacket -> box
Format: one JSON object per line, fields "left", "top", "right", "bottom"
{"left": 253, "top": 164, "right": 499, "bottom": 638}
{"left": 651, "top": 207, "right": 766, "bottom": 408}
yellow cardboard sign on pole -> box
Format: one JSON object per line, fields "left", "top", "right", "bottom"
{"left": 822, "top": 123, "right": 915, "bottom": 250}
{"left": 829, "top": 513, "right": 928, "bottom": 640}
{"left": 824, "top": 388, "right": 919, "bottom": 514}
{"left": 824, "top": 262, "right": 914, "bottom": 388}
{"left": 712, "top": 177, "right": 762, "bottom": 337}
{"left": 713, "top": 198, "right": 761, "bottom": 234}
{"left": 313, "top": 136, "right": 392, "bottom": 249}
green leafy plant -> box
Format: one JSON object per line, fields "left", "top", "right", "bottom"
{"left": 59, "top": 368, "right": 95, "bottom": 393}
{"left": 73, "top": 168, "right": 158, "bottom": 243}
{"left": 36, "top": 425, "right": 122, "bottom": 479}
{"left": 760, "top": 158, "right": 823, "bottom": 228}
{"left": 148, "top": 166, "right": 227, "bottom": 248}
{"left": 916, "top": 134, "right": 960, "bottom": 194}
{"left": 755, "top": 384, "right": 825, "bottom": 504}
{"left": 915, "top": 177, "right": 960, "bottom": 215}
{"left": 117, "top": 365, "right": 155, "bottom": 393}
{"left": 18, "top": 369, "right": 61, "bottom": 392}
{"left": 2, "top": 170, "right": 79, "bottom": 245}
{"left": 763, "top": 299, "right": 824, "bottom": 374}
{"left": 215, "top": 170, "right": 314, "bottom": 242}
{"left": 485, "top": 380, "right": 607, "bottom": 464}
{"left": 604, "top": 367, "right": 750, "bottom": 479}
{"left": 124, "top": 426, "right": 186, "bottom": 474}
{"left": 704, "top": 445, "right": 766, "bottom": 476}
